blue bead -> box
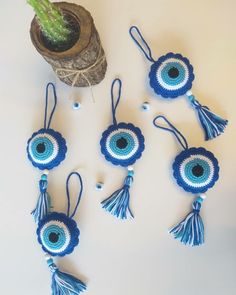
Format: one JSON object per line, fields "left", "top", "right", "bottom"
{"left": 188, "top": 95, "right": 195, "bottom": 102}
{"left": 141, "top": 102, "right": 150, "bottom": 111}
{"left": 96, "top": 182, "right": 104, "bottom": 191}
{"left": 41, "top": 174, "right": 47, "bottom": 180}
{"left": 128, "top": 170, "right": 134, "bottom": 177}
{"left": 73, "top": 102, "right": 81, "bottom": 110}
{"left": 47, "top": 258, "right": 54, "bottom": 266}
{"left": 196, "top": 196, "right": 204, "bottom": 203}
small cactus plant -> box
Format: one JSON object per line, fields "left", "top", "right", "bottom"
{"left": 27, "top": 0, "right": 75, "bottom": 47}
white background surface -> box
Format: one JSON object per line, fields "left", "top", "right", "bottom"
{"left": 0, "top": 0, "right": 236, "bottom": 294}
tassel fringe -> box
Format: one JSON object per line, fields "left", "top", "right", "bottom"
{"left": 46, "top": 256, "right": 86, "bottom": 295}
{"left": 169, "top": 196, "right": 205, "bottom": 246}
{"left": 188, "top": 94, "right": 228, "bottom": 140}
{"left": 31, "top": 175, "right": 51, "bottom": 224}
{"left": 101, "top": 171, "right": 134, "bottom": 220}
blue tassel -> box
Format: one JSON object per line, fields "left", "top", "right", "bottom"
{"left": 169, "top": 196, "right": 205, "bottom": 246}
{"left": 101, "top": 171, "right": 134, "bottom": 220}
{"left": 31, "top": 174, "right": 51, "bottom": 224}
{"left": 187, "top": 94, "right": 228, "bottom": 140}
{"left": 46, "top": 256, "right": 86, "bottom": 295}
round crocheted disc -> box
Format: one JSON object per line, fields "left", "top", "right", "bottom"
{"left": 27, "top": 128, "right": 67, "bottom": 170}
{"left": 149, "top": 52, "right": 194, "bottom": 98}
{"left": 173, "top": 147, "right": 219, "bottom": 194}
{"left": 37, "top": 212, "right": 80, "bottom": 257}
{"left": 100, "top": 122, "right": 145, "bottom": 167}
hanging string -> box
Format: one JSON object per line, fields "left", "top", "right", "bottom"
{"left": 111, "top": 78, "right": 122, "bottom": 126}
{"left": 66, "top": 172, "right": 84, "bottom": 219}
{"left": 153, "top": 115, "right": 189, "bottom": 150}
{"left": 44, "top": 82, "right": 58, "bottom": 129}
{"left": 129, "top": 26, "right": 155, "bottom": 63}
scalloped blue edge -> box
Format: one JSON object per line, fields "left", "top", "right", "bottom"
{"left": 149, "top": 52, "right": 195, "bottom": 99}
{"left": 26, "top": 128, "right": 67, "bottom": 170}
{"left": 37, "top": 212, "right": 80, "bottom": 257}
{"left": 172, "top": 147, "right": 219, "bottom": 194}
{"left": 100, "top": 122, "right": 145, "bottom": 167}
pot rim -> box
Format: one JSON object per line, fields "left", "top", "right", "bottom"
{"left": 30, "top": 2, "right": 93, "bottom": 59}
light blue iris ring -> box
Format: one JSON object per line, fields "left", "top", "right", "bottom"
{"left": 30, "top": 136, "right": 54, "bottom": 161}
{"left": 160, "top": 62, "right": 186, "bottom": 86}
{"left": 42, "top": 224, "right": 67, "bottom": 251}
{"left": 184, "top": 158, "right": 211, "bottom": 184}
{"left": 109, "top": 132, "right": 135, "bottom": 156}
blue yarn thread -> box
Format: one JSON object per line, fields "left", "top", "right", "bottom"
{"left": 44, "top": 82, "right": 58, "bottom": 130}
{"left": 31, "top": 174, "right": 51, "bottom": 224}
{"left": 111, "top": 78, "right": 122, "bottom": 126}
{"left": 129, "top": 26, "right": 155, "bottom": 63}
{"left": 101, "top": 169, "right": 134, "bottom": 220}
{"left": 66, "top": 172, "right": 84, "bottom": 219}
{"left": 153, "top": 115, "right": 189, "bottom": 150}
{"left": 153, "top": 116, "right": 204, "bottom": 246}
{"left": 31, "top": 83, "right": 58, "bottom": 223}
{"left": 42, "top": 173, "right": 86, "bottom": 292}
{"left": 169, "top": 196, "right": 205, "bottom": 246}
{"left": 46, "top": 256, "right": 86, "bottom": 294}
{"left": 187, "top": 94, "right": 228, "bottom": 141}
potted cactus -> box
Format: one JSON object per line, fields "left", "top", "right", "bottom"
{"left": 28, "top": 0, "right": 107, "bottom": 87}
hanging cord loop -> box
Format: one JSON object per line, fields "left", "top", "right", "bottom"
{"left": 111, "top": 78, "right": 122, "bottom": 126}
{"left": 129, "top": 26, "right": 155, "bottom": 63}
{"left": 66, "top": 172, "right": 84, "bottom": 219}
{"left": 153, "top": 115, "right": 189, "bottom": 150}
{"left": 44, "top": 82, "right": 58, "bottom": 129}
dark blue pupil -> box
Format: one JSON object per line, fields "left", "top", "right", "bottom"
{"left": 36, "top": 143, "right": 46, "bottom": 153}
{"left": 192, "top": 164, "right": 204, "bottom": 177}
{"left": 116, "top": 137, "right": 128, "bottom": 149}
{"left": 49, "top": 232, "right": 60, "bottom": 243}
{"left": 168, "top": 67, "right": 179, "bottom": 78}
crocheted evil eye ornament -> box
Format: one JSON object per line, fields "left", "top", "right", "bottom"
{"left": 100, "top": 78, "right": 145, "bottom": 219}
{"left": 37, "top": 212, "right": 79, "bottom": 257}
{"left": 26, "top": 83, "right": 67, "bottom": 224}
{"left": 130, "top": 26, "right": 228, "bottom": 141}
{"left": 27, "top": 128, "right": 66, "bottom": 170}
{"left": 38, "top": 172, "right": 86, "bottom": 294}
{"left": 153, "top": 115, "right": 220, "bottom": 246}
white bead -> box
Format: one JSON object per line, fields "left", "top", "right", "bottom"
{"left": 186, "top": 90, "right": 192, "bottom": 96}
{"left": 43, "top": 169, "right": 49, "bottom": 175}
{"left": 200, "top": 194, "right": 207, "bottom": 200}
{"left": 45, "top": 254, "right": 51, "bottom": 260}
{"left": 128, "top": 166, "right": 134, "bottom": 171}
